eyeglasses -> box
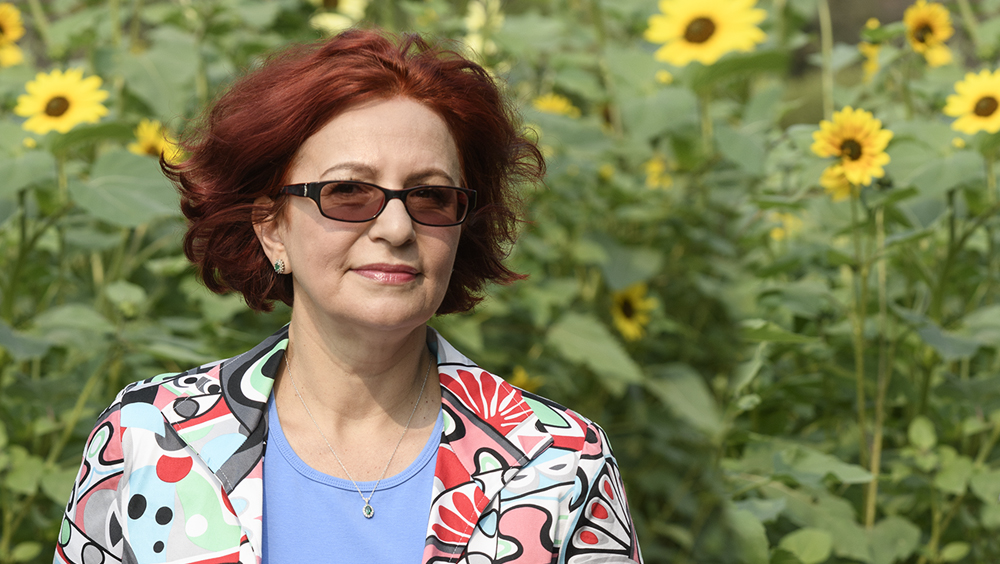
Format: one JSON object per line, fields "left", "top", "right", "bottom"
{"left": 279, "top": 180, "right": 477, "bottom": 227}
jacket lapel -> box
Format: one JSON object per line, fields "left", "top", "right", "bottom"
{"left": 424, "top": 330, "right": 553, "bottom": 563}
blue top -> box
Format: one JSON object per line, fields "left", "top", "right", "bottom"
{"left": 261, "top": 394, "right": 442, "bottom": 562}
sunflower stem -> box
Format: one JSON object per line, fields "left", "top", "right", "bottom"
{"left": 699, "top": 92, "right": 713, "bottom": 156}
{"left": 26, "top": 0, "right": 53, "bottom": 56}
{"left": 865, "top": 205, "right": 891, "bottom": 529}
{"left": 817, "top": 0, "right": 834, "bottom": 120}
{"left": 588, "top": 0, "right": 623, "bottom": 139}
{"left": 850, "top": 193, "right": 870, "bottom": 469}
{"left": 955, "top": 0, "right": 983, "bottom": 57}
{"left": 109, "top": 0, "right": 122, "bottom": 47}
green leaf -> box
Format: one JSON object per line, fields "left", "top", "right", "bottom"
{"left": 70, "top": 149, "right": 179, "bottom": 227}
{"left": 916, "top": 324, "right": 980, "bottom": 361}
{"left": 41, "top": 466, "right": 80, "bottom": 504}
{"left": 717, "top": 124, "right": 766, "bottom": 176}
{"left": 620, "top": 87, "right": 698, "bottom": 141}
{"left": 546, "top": 313, "right": 644, "bottom": 395}
{"left": 729, "top": 507, "right": 769, "bottom": 564}
{"left": 4, "top": 446, "right": 44, "bottom": 495}
{"left": 105, "top": 280, "right": 148, "bottom": 317}
{"left": 733, "top": 498, "right": 785, "bottom": 523}
{"left": 906, "top": 151, "right": 985, "bottom": 198}
{"left": 870, "top": 516, "right": 921, "bottom": 564}
{"left": 0, "top": 151, "right": 57, "bottom": 200}
{"left": 769, "top": 549, "right": 803, "bottom": 564}
{"left": 0, "top": 420, "right": 7, "bottom": 449}
{"left": 970, "top": 470, "right": 1000, "bottom": 503}
{"left": 732, "top": 343, "right": 767, "bottom": 396}
{"left": 934, "top": 454, "right": 973, "bottom": 494}
{"left": 778, "top": 528, "right": 833, "bottom": 564}
{"left": 33, "top": 304, "right": 115, "bottom": 349}
{"left": 690, "top": 50, "right": 789, "bottom": 92}
{"left": 939, "top": 542, "right": 970, "bottom": 562}
{"left": 775, "top": 445, "right": 873, "bottom": 487}
{"left": 120, "top": 27, "right": 198, "bottom": 116}
{"left": 741, "top": 319, "right": 816, "bottom": 343}
{"left": 48, "top": 122, "right": 135, "bottom": 154}
{"left": 495, "top": 12, "right": 564, "bottom": 56}
{"left": 10, "top": 542, "right": 42, "bottom": 563}
{"left": 909, "top": 416, "right": 937, "bottom": 450}
{"left": 0, "top": 319, "right": 51, "bottom": 361}
{"left": 596, "top": 239, "right": 663, "bottom": 291}
{"left": 646, "top": 364, "right": 722, "bottom": 436}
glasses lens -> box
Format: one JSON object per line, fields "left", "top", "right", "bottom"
{"left": 319, "top": 181, "right": 384, "bottom": 221}
{"left": 407, "top": 187, "right": 469, "bottom": 226}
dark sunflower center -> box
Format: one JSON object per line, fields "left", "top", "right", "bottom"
{"left": 684, "top": 17, "right": 716, "bottom": 44}
{"left": 914, "top": 24, "right": 933, "bottom": 43}
{"left": 0, "top": 23, "right": 6, "bottom": 37}
{"left": 841, "top": 139, "right": 863, "bottom": 161}
{"left": 45, "top": 96, "right": 70, "bottom": 117}
{"left": 621, "top": 299, "right": 635, "bottom": 319}
{"left": 975, "top": 96, "right": 999, "bottom": 117}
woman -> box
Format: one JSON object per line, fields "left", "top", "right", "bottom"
{"left": 55, "top": 29, "right": 642, "bottom": 564}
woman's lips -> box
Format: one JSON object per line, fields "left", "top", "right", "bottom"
{"left": 352, "top": 263, "right": 419, "bottom": 284}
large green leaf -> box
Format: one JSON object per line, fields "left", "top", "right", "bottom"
{"left": 717, "top": 123, "right": 766, "bottom": 176}
{"left": 774, "top": 445, "right": 873, "bottom": 488}
{"left": 546, "top": 313, "right": 644, "bottom": 395}
{"left": 729, "top": 507, "right": 769, "bottom": 564}
{"left": 778, "top": 528, "right": 832, "bottom": 564}
{"left": 120, "top": 27, "right": 198, "bottom": 116}
{"left": 70, "top": 149, "right": 179, "bottom": 227}
{"left": 646, "top": 363, "right": 722, "bottom": 436}
{"left": 870, "top": 516, "right": 921, "bottom": 564}
{"left": 0, "top": 320, "right": 51, "bottom": 361}
{"left": 0, "top": 151, "right": 57, "bottom": 200}
{"left": 620, "top": 87, "right": 698, "bottom": 141}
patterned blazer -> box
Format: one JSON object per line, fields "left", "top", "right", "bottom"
{"left": 55, "top": 326, "right": 643, "bottom": 563}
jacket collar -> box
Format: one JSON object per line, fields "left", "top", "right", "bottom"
{"left": 170, "top": 324, "right": 557, "bottom": 559}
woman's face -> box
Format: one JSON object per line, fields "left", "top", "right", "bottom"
{"left": 257, "top": 97, "right": 463, "bottom": 334}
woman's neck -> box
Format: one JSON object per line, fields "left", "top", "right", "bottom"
{"left": 280, "top": 309, "right": 434, "bottom": 425}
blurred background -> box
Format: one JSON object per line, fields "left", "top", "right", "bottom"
{"left": 4, "top": 0, "right": 1000, "bottom": 562}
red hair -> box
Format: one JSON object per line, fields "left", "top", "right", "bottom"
{"left": 166, "top": 28, "right": 544, "bottom": 313}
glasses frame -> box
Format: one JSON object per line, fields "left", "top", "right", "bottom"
{"left": 279, "top": 180, "right": 477, "bottom": 227}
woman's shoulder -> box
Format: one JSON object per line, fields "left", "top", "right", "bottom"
{"left": 430, "top": 329, "right": 611, "bottom": 460}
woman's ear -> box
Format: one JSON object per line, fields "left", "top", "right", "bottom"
{"left": 253, "top": 196, "right": 290, "bottom": 274}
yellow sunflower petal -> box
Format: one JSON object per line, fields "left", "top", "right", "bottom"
{"left": 944, "top": 69, "right": 1000, "bottom": 134}
{"left": 14, "top": 69, "right": 109, "bottom": 135}
{"left": 611, "top": 283, "right": 657, "bottom": 341}
{"left": 645, "top": 0, "right": 767, "bottom": 67}
{"left": 0, "top": 42, "right": 22, "bottom": 67}
{"left": 0, "top": 3, "right": 25, "bottom": 45}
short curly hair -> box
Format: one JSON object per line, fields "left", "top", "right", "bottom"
{"left": 165, "top": 28, "right": 544, "bottom": 313}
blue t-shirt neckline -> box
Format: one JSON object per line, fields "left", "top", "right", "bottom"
{"left": 266, "top": 393, "right": 443, "bottom": 491}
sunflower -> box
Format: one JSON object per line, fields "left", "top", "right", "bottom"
{"left": 128, "top": 119, "right": 182, "bottom": 163}
{"left": 858, "top": 42, "right": 880, "bottom": 83}
{"left": 508, "top": 366, "right": 543, "bottom": 393}
{"left": 904, "top": 0, "right": 953, "bottom": 67}
{"left": 611, "top": 283, "right": 657, "bottom": 341}
{"left": 14, "top": 69, "right": 109, "bottom": 135}
{"left": 768, "top": 211, "right": 803, "bottom": 241}
{"left": 532, "top": 93, "right": 581, "bottom": 118}
{"left": 0, "top": 3, "right": 25, "bottom": 46}
{"left": 943, "top": 69, "right": 1000, "bottom": 135}
{"left": 820, "top": 164, "right": 854, "bottom": 202}
{"left": 811, "top": 107, "right": 893, "bottom": 187}
{"left": 644, "top": 0, "right": 766, "bottom": 67}
{"left": 644, "top": 156, "right": 673, "bottom": 189}
{"left": 0, "top": 42, "right": 21, "bottom": 67}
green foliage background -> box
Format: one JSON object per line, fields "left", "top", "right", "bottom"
{"left": 6, "top": 0, "right": 1000, "bottom": 563}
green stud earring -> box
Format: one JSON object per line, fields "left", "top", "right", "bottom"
{"left": 273, "top": 259, "right": 285, "bottom": 274}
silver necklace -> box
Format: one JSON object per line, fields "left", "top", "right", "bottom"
{"left": 283, "top": 350, "right": 431, "bottom": 519}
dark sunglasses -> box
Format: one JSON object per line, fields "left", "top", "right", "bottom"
{"left": 279, "top": 180, "right": 476, "bottom": 227}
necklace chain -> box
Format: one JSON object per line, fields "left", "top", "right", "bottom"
{"left": 283, "top": 349, "right": 431, "bottom": 519}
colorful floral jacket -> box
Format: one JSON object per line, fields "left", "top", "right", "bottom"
{"left": 55, "top": 326, "right": 643, "bottom": 564}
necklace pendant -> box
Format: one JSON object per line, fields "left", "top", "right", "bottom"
{"left": 362, "top": 503, "right": 374, "bottom": 519}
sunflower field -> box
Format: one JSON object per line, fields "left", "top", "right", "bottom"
{"left": 7, "top": 0, "right": 1000, "bottom": 562}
